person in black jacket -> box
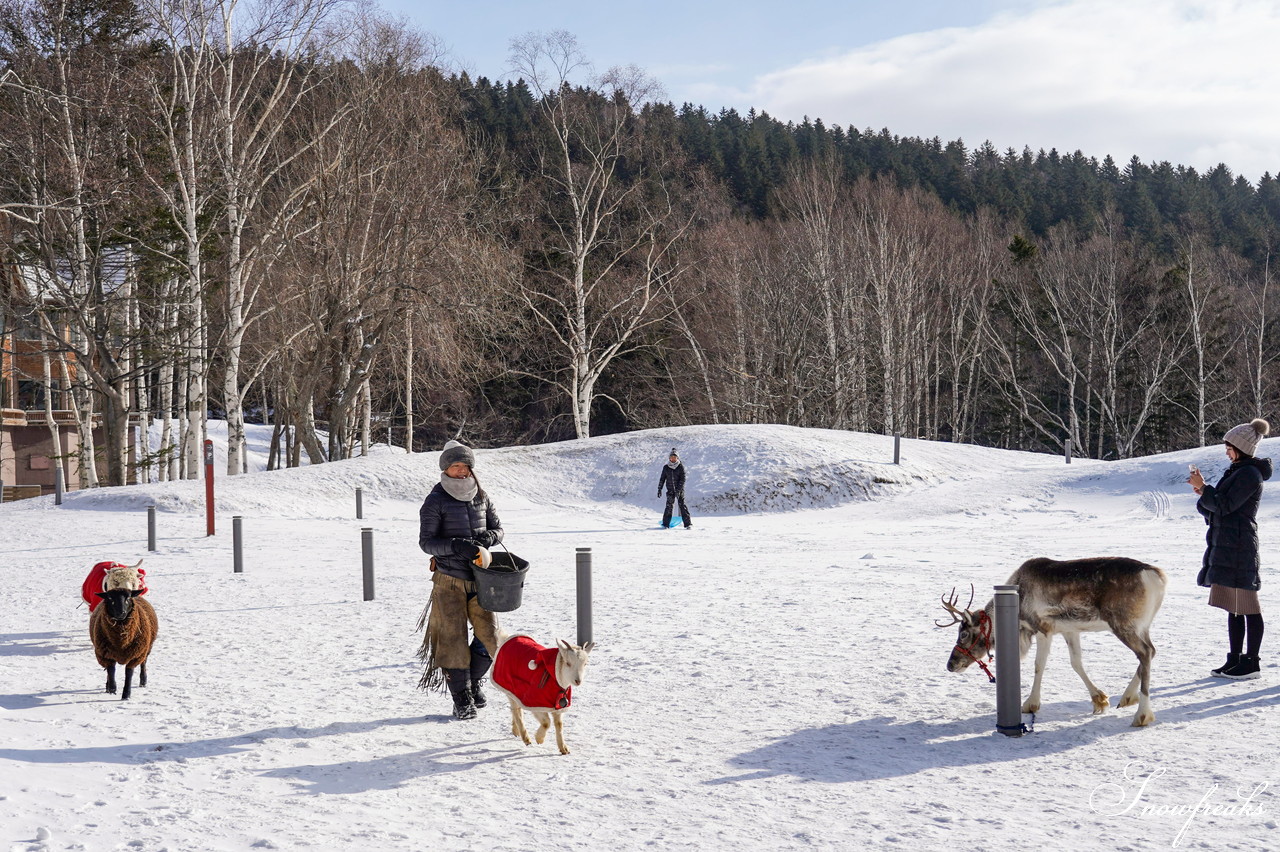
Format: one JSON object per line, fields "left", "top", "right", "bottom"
{"left": 657, "top": 448, "right": 692, "bottom": 529}
{"left": 1189, "top": 418, "right": 1272, "bottom": 680}
{"left": 415, "top": 440, "right": 504, "bottom": 719}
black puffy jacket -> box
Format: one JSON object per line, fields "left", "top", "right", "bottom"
{"left": 418, "top": 483, "right": 504, "bottom": 581}
{"left": 658, "top": 463, "right": 686, "bottom": 494}
{"left": 1198, "top": 456, "right": 1272, "bottom": 590}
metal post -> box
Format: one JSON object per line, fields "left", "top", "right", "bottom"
{"left": 233, "top": 516, "right": 243, "bottom": 574}
{"left": 54, "top": 463, "right": 63, "bottom": 505}
{"left": 147, "top": 506, "right": 157, "bottom": 552}
{"left": 356, "top": 487, "right": 363, "bottom": 520}
{"left": 994, "top": 584, "right": 1024, "bottom": 737}
{"left": 1065, "top": 438, "right": 1073, "bottom": 465}
{"left": 576, "top": 547, "right": 593, "bottom": 646}
{"left": 204, "top": 439, "right": 215, "bottom": 536}
{"left": 361, "top": 528, "right": 375, "bottom": 601}
{"left": 893, "top": 434, "right": 901, "bottom": 465}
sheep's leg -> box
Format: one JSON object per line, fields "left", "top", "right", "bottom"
{"left": 508, "top": 698, "right": 531, "bottom": 745}
{"left": 104, "top": 662, "right": 117, "bottom": 695}
{"left": 552, "top": 712, "right": 569, "bottom": 755}
{"left": 139, "top": 660, "right": 147, "bottom": 688}
{"left": 533, "top": 711, "right": 551, "bottom": 744}
{"left": 121, "top": 665, "right": 135, "bottom": 700}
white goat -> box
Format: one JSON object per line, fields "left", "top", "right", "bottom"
{"left": 490, "top": 633, "right": 594, "bottom": 755}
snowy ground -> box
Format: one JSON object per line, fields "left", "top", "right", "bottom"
{"left": 2, "top": 424, "right": 1278, "bottom": 851}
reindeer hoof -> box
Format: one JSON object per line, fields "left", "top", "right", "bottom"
{"left": 1020, "top": 700, "right": 1040, "bottom": 714}
{"left": 558, "top": 745, "right": 570, "bottom": 755}
{"left": 1091, "top": 693, "right": 1109, "bottom": 714}
{"left": 1117, "top": 694, "right": 1139, "bottom": 709}
{"left": 1131, "top": 710, "right": 1154, "bottom": 727}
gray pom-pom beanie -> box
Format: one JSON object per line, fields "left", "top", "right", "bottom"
{"left": 1223, "top": 418, "right": 1271, "bottom": 457}
{"left": 439, "top": 440, "right": 476, "bottom": 471}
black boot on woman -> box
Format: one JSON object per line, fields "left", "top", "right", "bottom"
{"left": 444, "top": 668, "right": 477, "bottom": 719}
{"left": 1221, "top": 655, "right": 1261, "bottom": 680}
{"left": 1211, "top": 653, "right": 1241, "bottom": 677}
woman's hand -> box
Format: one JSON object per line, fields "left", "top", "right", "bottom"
{"left": 473, "top": 530, "right": 498, "bottom": 548}
{"left": 1189, "top": 468, "right": 1205, "bottom": 495}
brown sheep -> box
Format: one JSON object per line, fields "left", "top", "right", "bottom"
{"left": 89, "top": 588, "right": 158, "bottom": 700}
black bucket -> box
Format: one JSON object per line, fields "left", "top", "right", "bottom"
{"left": 472, "top": 550, "right": 529, "bottom": 612}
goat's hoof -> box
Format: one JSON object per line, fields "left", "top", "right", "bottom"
{"left": 1091, "top": 693, "right": 1109, "bottom": 714}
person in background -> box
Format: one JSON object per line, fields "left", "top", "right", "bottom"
{"left": 658, "top": 448, "right": 692, "bottom": 529}
{"left": 416, "top": 440, "right": 503, "bottom": 719}
{"left": 1189, "top": 418, "right": 1271, "bottom": 680}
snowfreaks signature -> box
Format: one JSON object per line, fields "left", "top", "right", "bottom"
{"left": 1090, "top": 761, "right": 1271, "bottom": 847}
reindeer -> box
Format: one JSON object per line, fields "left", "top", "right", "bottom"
{"left": 491, "top": 633, "right": 594, "bottom": 755}
{"left": 939, "top": 557, "right": 1166, "bottom": 727}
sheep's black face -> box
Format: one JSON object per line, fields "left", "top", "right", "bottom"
{"left": 96, "top": 589, "right": 141, "bottom": 621}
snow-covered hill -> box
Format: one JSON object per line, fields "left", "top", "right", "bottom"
{"left": 2, "top": 425, "right": 1277, "bottom": 851}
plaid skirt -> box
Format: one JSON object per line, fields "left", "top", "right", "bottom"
{"left": 1208, "top": 584, "right": 1262, "bottom": 615}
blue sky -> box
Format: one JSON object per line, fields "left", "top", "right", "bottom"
{"left": 377, "top": 0, "right": 1280, "bottom": 181}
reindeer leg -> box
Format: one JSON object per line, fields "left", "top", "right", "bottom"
{"left": 533, "top": 711, "right": 551, "bottom": 744}
{"left": 121, "top": 665, "right": 135, "bottom": 701}
{"left": 508, "top": 698, "right": 531, "bottom": 745}
{"left": 1114, "top": 629, "right": 1156, "bottom": 726}
{"left": 1022, "top": 634, "right": 1052, "bottom": 713}
{"left": 104, "top": 661, "right": 117, "bottom": 695}
{"left": 553, "top": 711, "right": 569, "bottom": 755}
{"left": 1062, "top": 632, "right": 1108, "bottom": 713}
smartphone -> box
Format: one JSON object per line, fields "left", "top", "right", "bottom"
{"left": 1188, "top": 463, "right": 1200, "bottom": 474}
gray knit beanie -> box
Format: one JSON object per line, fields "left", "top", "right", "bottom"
{"left": 1223, "top": 418, "right": 1271, "bottom": 457}
{"left": 439, "top": 440, "right": 476, "bottom": 471}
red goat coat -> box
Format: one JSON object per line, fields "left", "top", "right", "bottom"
{"left": 492, "top": 635, "right": 572, "bottom": 710}
{"left": 81, "top": 562, "right": 148, "bottom": 612}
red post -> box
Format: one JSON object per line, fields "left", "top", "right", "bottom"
{"left": 204, "top": 439, "right": 215, "bottom": 536}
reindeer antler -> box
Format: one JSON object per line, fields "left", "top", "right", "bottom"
{"left": 934, "top": 583, "right": 976, "bottom": 628}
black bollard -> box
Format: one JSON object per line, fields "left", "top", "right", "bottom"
{"left": 576, "top": 547, "right": 592, "bottom": 646}
{"left": 356, "top": 487, "right": 363, "bottom": 520}
{"left": 147, "top": 506, "right": 157, "bottom": 552}
{"left": 233, "top": 516, "right": 244, "bottom": 573}
{"left": 362, "top": 527, "right": 375, "bottom": 601}
{"left": 995, "top": 584, "right": 1024, "bottom": 737}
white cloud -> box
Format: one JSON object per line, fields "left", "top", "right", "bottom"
{"left": 710, "top": 0, "right": 1280, "bottom": 180}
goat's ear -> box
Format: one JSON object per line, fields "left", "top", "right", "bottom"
{"left": 582, "top": 641, "right": 594, "bottom": 653}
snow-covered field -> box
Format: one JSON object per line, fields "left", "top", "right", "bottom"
{"left": 2, "top": 424, "right": 1278, "bottom": 851}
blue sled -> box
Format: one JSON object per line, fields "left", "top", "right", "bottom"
{"left": 666, "top": 516, "right": 683, "bottom": 528}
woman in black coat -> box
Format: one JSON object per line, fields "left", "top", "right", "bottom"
{"left": 415, "top": 440, "right": 504, "bottom": 719}
{"left": 1189, "top": 418, "right": 1272, "bottom": 680}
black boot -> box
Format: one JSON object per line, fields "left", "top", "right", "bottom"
{"left": 468, "top": 638, "right": 492, "bottom": 709}
{"left": 1211, "top": 653, "right": 1240, "bottom": 677}
{"left": 1221, "top": 654, "right": 1261, "bottom": 680}
{"left": 444, "top": 669, "right": 477, "bottom": 719}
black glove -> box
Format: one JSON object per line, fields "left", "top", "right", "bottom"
{"left": 474, "top": 530, "right": 498, "bottom": 548}
{"left": 657, "top": 489, "right": 663, "bottom": 498}
{"left": 451, "top": 539, "right": 480, "bottom": 560}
